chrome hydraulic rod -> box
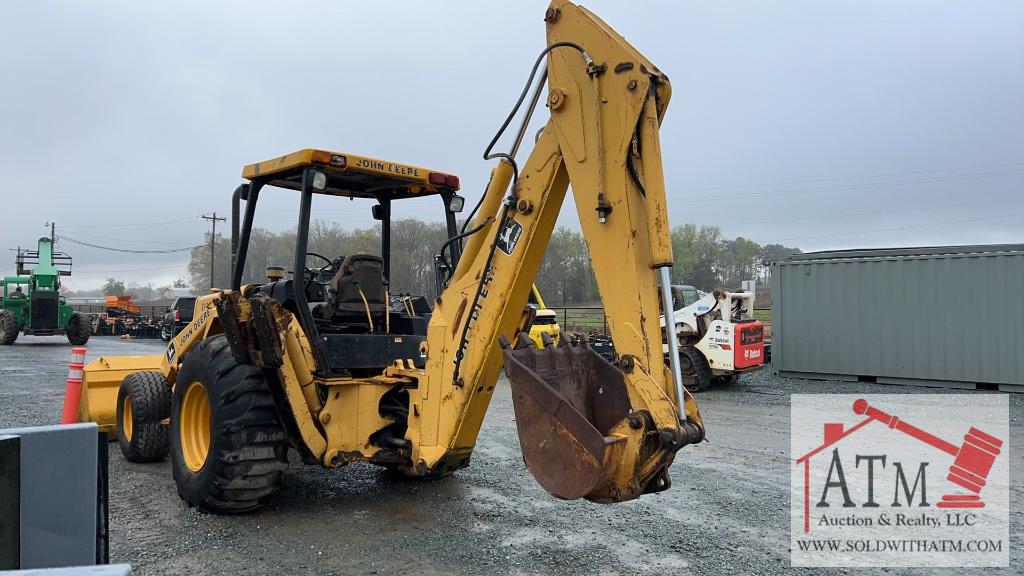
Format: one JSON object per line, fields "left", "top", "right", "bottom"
{"left": 658, "top": 266, "right": 687, "bottom": 422}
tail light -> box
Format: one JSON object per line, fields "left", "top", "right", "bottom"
{"left": 311, "top": 150, "right": 347, "bottom": 167}
{"left": 174, "top": 310, "right": 181, "bottom": 322}
{"left": 740, "top": 325, "right": 763, "bottom": 345}
{"left": 429, "top": 172, "right": 460, "bottom": 189}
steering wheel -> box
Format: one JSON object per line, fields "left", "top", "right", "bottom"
{"left": 302, "top": 252, "right": 338, "bottom": 286}
{"left": 304, "top": 252, "right": 333, "bottom": 273}
{"left": 301, "top": 252, "right": 338, "bottom": 304}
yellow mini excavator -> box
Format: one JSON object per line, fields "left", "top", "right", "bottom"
{"left": 77, "top": 0, "right": 704, "bottom": 513}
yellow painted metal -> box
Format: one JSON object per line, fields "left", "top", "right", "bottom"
{"left": 451, "top": 159, "right": 514, "bottom": 285}
{"left": 637, "top": 83, "right": 673, "bottom": 268}
{"left": 271, "top": 310, "right": 328, "bottom": 460}
{"left": 407, "top": 125, "right": 571, "bottom": 469}
{"left": 398, "top": 0, "right": 702, "bottom": 489}
{"left": 242, "top": 149, "right": 458, "bottom": 195}
{"left": 180, "top": 381, "right": 211, "bottom": 473}
{"left": 78, "top": 354, "right": 163, "bottom": 437}
{"left": 527, "top": 311, "right": 561, "bottom": 348}
{"left": 528, "top": 285, "right": 561, "bottom": 348}
{"left": 80, "top": 294, "right": 222, "bottom": 438}
{"left": 122, "top": 396, "right": 133, "bottom": 442}
{"left": 159, "top": 295, "right": 220, "bottom": 382}
{"left": 76, "top": 0, "right": 702, "bottom": 503}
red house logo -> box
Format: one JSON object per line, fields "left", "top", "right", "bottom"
{"left": 795, "top": 398, "right": 1004, "bottom": 533}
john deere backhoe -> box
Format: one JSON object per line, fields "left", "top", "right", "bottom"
{"left": 77, "top": 0, "right": 704, "bottom": 513}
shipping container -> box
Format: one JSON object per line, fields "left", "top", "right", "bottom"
{"left": 770, "top": 244, "right": 1024, "bottom": 392}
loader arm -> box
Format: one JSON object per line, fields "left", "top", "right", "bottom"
{"left": 396, "top": 0, "right": 704, "bottom": 502}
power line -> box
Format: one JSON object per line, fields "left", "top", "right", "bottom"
{"left": 672, "top": 160, "right": 1024, "bottom": 194}
{"left": 727, "top": 196, "right": 1022, "bottom": 228}
{"left": 766, "top": 212, "right": 1024, "bottom": 243}
{"left": 75, "top": 264, "right": 188, "bottom": 274}
{"left": 57, "top": 235, "right": 196, "bottom": 254}
{"left": 65, "top": 230, "right": 197, "bottom": 245}
{"left": 59, "top": 215, "right": 204, "bottom": 230}
{"left": 669, "top": 168, "right": 1024, "bottom": 203}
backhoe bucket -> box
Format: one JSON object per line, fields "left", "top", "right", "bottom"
{"left": 502, "top": 335, "right": 638, "bottom": 502}
{"left": 77, "top": 355, "right": 163, "bottom": 436}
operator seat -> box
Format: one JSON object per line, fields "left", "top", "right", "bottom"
{"left": 323, "top": 254, "right": 388, "bottom": 332}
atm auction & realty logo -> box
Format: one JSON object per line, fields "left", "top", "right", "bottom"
{"left": 790, "top": 394, "right": 1008, "bottom": 567}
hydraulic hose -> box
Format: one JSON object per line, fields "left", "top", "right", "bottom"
{"left": 450, "top": 41, "right": 590, "bottom": 387}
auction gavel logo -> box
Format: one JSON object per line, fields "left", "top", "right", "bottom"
{"left": 853, "top": 398, "right": 1003, "bottom": 508}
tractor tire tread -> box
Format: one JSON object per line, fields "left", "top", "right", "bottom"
{"left": 117, "top": 371, "right": 171, "bottom": 463}
{"left": 66, "top": 312, "right": 91, "bottom": 345}
{"left": 171, "top": 334, "right": 288, "bottom": 514}
{"left": 0, "top": 311, "right": 19, "bottom": 345}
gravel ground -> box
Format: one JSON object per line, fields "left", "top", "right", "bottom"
{"left": 1, "top": 335, "right": 1020, "bottom": 575}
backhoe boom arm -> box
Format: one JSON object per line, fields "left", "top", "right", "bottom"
{"left": 399, "top": 0, "right": 704, "bottom": 501}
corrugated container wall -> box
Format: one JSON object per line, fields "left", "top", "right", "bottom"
{"left": 771, "top": 245, "right": 1024, "bottom": 392}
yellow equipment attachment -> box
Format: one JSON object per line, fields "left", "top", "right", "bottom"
{"left": 78, "top": 355, "right": 163, "bottom": 436}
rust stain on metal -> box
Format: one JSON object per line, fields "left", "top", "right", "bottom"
{"left": 502, "top": 337, "right": 638, "bottom": 501}
{"left": 452, "top": 299, "right": 468, "bottom": 337}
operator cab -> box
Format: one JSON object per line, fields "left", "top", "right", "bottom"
{"left": 234, "top": 149, "right": 464, "bottom": 377}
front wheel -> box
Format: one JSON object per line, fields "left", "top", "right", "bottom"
{"left": 0, "top": 310, "right": 18, "bottom": 345}
{"left": 66, "top": 313, "right": 91, "bottom": 345}
{"left": 117, "top": 371, "right": 171, "bottom": 462}
{"left": 170, "top": 335, "right": 289, "bottom": 514}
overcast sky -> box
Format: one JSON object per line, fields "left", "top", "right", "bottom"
{"left": 2, "top": 1, "right": 1021, "bottom": 290}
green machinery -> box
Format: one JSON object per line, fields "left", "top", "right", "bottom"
{"left": 0, "top": 237, "right": 90, "bottom": 345}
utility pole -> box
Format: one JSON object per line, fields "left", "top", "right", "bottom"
{"left": 202, "top": 212, "right": 226, "bottom": 289}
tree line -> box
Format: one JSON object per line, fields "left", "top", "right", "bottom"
{"left": 184, "top": 219, "right": 800, "bottom": 306}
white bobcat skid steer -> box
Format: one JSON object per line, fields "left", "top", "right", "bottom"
{"left": 662, "top": 290, "right": 765, "bottom": 392}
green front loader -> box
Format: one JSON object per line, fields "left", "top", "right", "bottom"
{"left": 0, "top": 237, "right": 90, "bottom": 345}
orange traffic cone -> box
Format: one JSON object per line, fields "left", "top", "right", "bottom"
{"left": 61, "top": 347, "right": 87, "bottom": 424}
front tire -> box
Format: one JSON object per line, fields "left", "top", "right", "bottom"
{"left": 170, "top": 335, "right": 288, "bottom": 514}
{"left": 66, "top": 313, "right": 91, "bottom": 345}
{"left": 0, "top": 310, "right": 18, "bottom": 345}
{"left": 117, "top": 371, "right": 171, "bottom": 462}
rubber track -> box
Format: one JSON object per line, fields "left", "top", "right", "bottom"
{"left": 679, "top": 346, "right": 714, "bottom": 392}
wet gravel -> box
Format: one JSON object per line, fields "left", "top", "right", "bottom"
{"left": 1, "top": 335, "right": 1020, "bottom": 575}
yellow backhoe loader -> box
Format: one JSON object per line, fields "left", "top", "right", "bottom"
{"left": 76, "top": 0, "right": 704, "bottom": 513}
{"left": 527, "top": 285, "right": 561, "bottom": 348}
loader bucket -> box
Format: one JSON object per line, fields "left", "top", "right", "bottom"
{"left": 502, "top": 335, "right": 634, "bottom": 502}
{"left": 77, "top": 355, "right": 163, "bottom": 436}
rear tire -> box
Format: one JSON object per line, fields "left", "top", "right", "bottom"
{"left": 0, "top": 311, "right": 19, "bottom": 345}
{"left": 66, "top": 313, "right": 91, "bottom": 345}
{"left": 679, "top": 347, "right": 713, "bottom": 392}
{"left": 117, "top": 371, "right": 171, "bottom": 462}
{"left": 160, "top": 324, "right": 172, "bottom": 341}
{"left": 170, "top": 335, "right": 288, "bottom": 514}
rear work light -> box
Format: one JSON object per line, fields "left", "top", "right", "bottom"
{"left": 311, "top": 150, "right": 347, "bottom": 167}
{"left": 429, "top": 172, "right": 460, "bottom": 190}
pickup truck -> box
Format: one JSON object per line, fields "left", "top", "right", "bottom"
{"left": 160, "top": 296, "right": 196, "bottom": 341}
